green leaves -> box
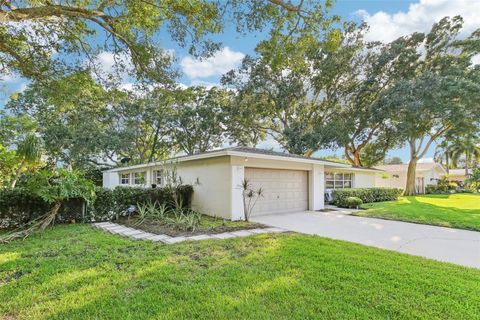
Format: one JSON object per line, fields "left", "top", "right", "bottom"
{"left": 24, "top": 168, "right": 96, "bottom": 205}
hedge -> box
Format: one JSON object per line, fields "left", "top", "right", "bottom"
{"left": 86, "top": 185, "right": 194, "bottom": 222}
{"left": 332, "top": 188, "right": 403, "bottom": 208}
{"left": 0, "top": 185, "right": 194, "bottom": 229}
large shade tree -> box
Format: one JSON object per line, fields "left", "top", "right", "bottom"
{"left": 377, "top": 16, "right": 480, "bottom": 195}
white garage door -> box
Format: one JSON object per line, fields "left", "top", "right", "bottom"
{"left": 245, "top": 168, "right": 308, "bottom": 216}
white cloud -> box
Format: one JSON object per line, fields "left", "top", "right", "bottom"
{"left": 356, "top": 0, "right": 480, "bottom": 43}
{"left": 180, "top": 47, "right": 245, "bottom": 79}
{"left": 94, "top": 51, "right": 134, "bottom": 76}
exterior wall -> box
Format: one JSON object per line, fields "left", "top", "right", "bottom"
{"left": 309, "top": 164, "right": 324, "bottom": 211}
{"left": 102, "top": 171, "right": 118, "bottom": 188}
{"left": 353, "top": 172, "right": 377, "bottom": 188}
{"left": 175, "top": 156, "right": 232, "bottom": 219}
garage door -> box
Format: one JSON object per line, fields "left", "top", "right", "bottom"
{"left": 245, "top": 168, "right": 308, "bottom": 216}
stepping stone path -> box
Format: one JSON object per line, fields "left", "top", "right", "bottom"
{"left": 92, "top": 222, "right": 286, "bottom": 244}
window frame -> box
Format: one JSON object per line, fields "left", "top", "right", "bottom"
{"left": 133, "top": 171, "right": 146, "bottom": 185}
{"left": 119, "top": 173, "right": 130, "bottom": 185}
{"left": 325, "top": 172, "right": 354, "bottom": 190}
{"left": 153, "top": 169, "right": 164, "bottom": 186}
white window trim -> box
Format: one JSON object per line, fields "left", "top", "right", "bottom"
{"left": 325, "top": 172, "right": 354, "bottom": 190}
{"left": 120, "top": 173, "right": 130, "bottom": 185}
{"left": 153, "top": 169, "right": 164, "bottom": 186}
{"left": 133, "top": 171, "right": 146, "bottom": 185}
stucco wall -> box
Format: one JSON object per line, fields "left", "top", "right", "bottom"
{"left": 354, "top": 172, "right": 377, "bottom": 188}
{"left": 175, "top": 156, "right": 232, "bottom": 219}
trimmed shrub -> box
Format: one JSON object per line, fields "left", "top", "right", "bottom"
{"left": 332, "top": 188, "right": 402, "bottom": 207}
{"left": 0, "top": 185, "right": 194, "bottom": 228}
{"left": 86, "top": 185, "right": 194, "bottom": 221}
{"left": 340, "top": 196, "right": 363, "bottom": 209}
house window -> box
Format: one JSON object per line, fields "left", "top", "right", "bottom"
{"left": 120, "top": 173, "right": 130, "bottom": 185}
{"left": 153, "top": 169, "right": 164, "bottom": 186}
{"left": 133, "top": 172, "right": 146, "bottom": 185}
{"left": 325, "top": 172, "right": 353, "bottom": 189}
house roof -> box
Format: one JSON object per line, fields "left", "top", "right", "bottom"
{"left": 448, "top": 168, "right": 471, "bottom": 176}
{"left": 376, "top": 163, "right": 446, "bottom": 174}
{"left": 104, "top": 146, "right": 382, "bottom": 173}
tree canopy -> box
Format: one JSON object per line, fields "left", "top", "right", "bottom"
{"left": 0, "top": 0, "right": 333, "bottom": 83}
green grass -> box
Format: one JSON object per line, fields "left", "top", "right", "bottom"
{"left": 357, "top": 193, "right": 480, "bottom": 231}
{"left": 1, "top": 225, "right": 479, "bottom": 319}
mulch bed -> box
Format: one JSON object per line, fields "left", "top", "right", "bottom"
{"left": 117, "top": 217, "right": 265, "bottom": 237}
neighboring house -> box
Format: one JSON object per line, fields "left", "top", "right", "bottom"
{"left": 375, "top": 163, "right": 447, "bottom": 194}
{"left": 447, "top": 168, "right": 471, "bottom": 184}
{"left": 103, "top": 147, "right": 380, "bottom": 220}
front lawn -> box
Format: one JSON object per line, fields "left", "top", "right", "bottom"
{"left": 357, "top": 193, "right": 480, "bottom": 231}
{"left": 1, "top": 225, "right": 479, "bottom": 319}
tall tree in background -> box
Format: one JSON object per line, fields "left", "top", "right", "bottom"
{"left": 448, "top": 134, "right": 480, "bottom": 176}
{"left": 169, "top": 87, "right": 230, "bottom": 155}
{"left": 223, "top": 12, "right": 342, "bottom": 155}
{"left": 10, "top": 133, "right": 43, "bottom": 188}
{"left": 434, "top": 140, "right": 452, "bottom": 173}
{"left": 378, "top": 17, "right": 480, "bottom": 195}
{"left": 6, "top": 71, "right": 125, "bottom": 167}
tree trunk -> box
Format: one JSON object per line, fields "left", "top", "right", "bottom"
{"left": 404, "top": 158, "right": 418, "bottom": 196}
{"left": 40, "top": 202, "right": 62, "bottom": 230}
{"left": 465, "top": 151, "right": 470, "bottom": 177}
{"left": 445, "top": 152, "right": 449, "bottom": 174}
{"left": 10, "top": 159, "right": 25, "bottom": 189}
{"left": 352, "top": 150, "right": 362, "bottom": 167}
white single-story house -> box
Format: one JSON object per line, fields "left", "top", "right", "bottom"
{"left": 375, "top": 163, "right": 447, "bottom": 193}
{"left": 103, "top": 147, "right": 381, "bottom": 220}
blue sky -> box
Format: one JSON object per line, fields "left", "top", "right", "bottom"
{"left": 2, "top": 0, "right": 479, "bottom": 162}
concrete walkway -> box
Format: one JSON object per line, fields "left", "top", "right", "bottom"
{"left": 251, "top": 211, "right": 480, "bottom": 269}
{"left": 92, "top": 222, "right": 286, "bottom": 244}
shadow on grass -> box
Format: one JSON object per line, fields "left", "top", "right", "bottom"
{"left": 1, "top": 224, "right": 480, "bottom": 319}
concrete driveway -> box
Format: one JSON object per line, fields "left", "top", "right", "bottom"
{"left": 251, "top": 211, "right": 480, "bottom": 269}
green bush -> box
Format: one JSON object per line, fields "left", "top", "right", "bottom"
{"left": 340, "top": 196, "right": 363, "bottom": 209}
{"left": 86, "top": 185, "right": 194, "bottom": 222}
{"left": 0, "top": 185, "right": 194, "bottom": 228}
{"left": 426, "top": 182, "right": 460, "bottom": 194}
{"left": 332, "top": 188, "right": 402, "bottom": 207}
{"left": 0, "top": 188, "right": 50, "bottom": 229}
